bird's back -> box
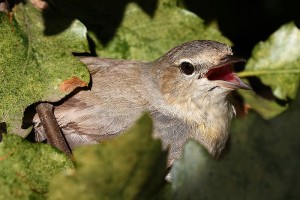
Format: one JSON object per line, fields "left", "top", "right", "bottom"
{"left": 34, "top": 57, "right": 150, "bottom": 148}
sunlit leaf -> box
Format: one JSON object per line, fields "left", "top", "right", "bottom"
{"left": 238, "top": 22, "right": 300, "bottom": 118}
{"left": 0, "top": 134, "right": 73, "bottom": 200}
{"left": 0, "top": 2, "right": 90, "bottom": 136}
{"left": 90, "top": 0, "right": 231, "bottom": 60}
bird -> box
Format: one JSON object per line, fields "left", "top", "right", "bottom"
{"left": 33, "top": 40, "right": 251, "bottom": 166}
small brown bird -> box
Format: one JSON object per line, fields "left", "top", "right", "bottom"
{"left": 34, "top": 40, "right": 250, "bottom": 165}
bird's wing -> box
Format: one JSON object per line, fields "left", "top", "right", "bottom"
{"left": 34, "top": 93, "right": 144, "bottom": 148}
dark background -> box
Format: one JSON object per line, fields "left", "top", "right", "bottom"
{"left": 183, "top": 0, "right": 300, "bottom": 58}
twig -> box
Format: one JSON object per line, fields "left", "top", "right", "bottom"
{"left": 36, "top": 103, "right": 72, "bottom": 158}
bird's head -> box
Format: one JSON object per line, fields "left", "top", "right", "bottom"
{"left": 149, "top": 40, "right": 251, "bottom": 157}
{"left": 151, "top": 40, "right": 250, "bottom": 108}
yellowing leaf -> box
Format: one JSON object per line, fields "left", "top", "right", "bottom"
{"left": 241, "top": 22, "right": 300, "bottom": 98}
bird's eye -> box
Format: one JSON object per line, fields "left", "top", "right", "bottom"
{"left": 180, "top": 62, "right": 195, "bottom": 75}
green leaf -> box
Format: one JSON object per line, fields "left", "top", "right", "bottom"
{"left": 239, "top": 90, "right": 287, "bottom": 119}
{"left": 0, "top": 134, "right": 74, "bottom": 200}
{"left": 48, "top": 114, "right": 169, "bottom": 200}
{"left": 91, "top": 0, "right": 231, "bottom": 60}
{"left": 171, "top": 90, "right": 300, "bottom": 199}
{"left": 0, "top": 2, "right": 90, "bottom": 136}
{"left": 238, "top": 22, "right": 300, "bottom": 116}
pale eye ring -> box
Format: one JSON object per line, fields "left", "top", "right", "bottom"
{"left": 180, "top": 62, "right": 195, "bottom": 75}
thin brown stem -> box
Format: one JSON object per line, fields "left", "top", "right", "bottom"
{"left": 36, "top": 103, "right": 72, "bottom": 158}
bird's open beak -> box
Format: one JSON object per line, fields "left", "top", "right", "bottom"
{"left": 204, "top": 55, "right": 251, "bottom": 90}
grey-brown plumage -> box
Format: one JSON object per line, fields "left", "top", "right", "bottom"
{"left": 34, "top": 40, "right": 250, "bottom": 165}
